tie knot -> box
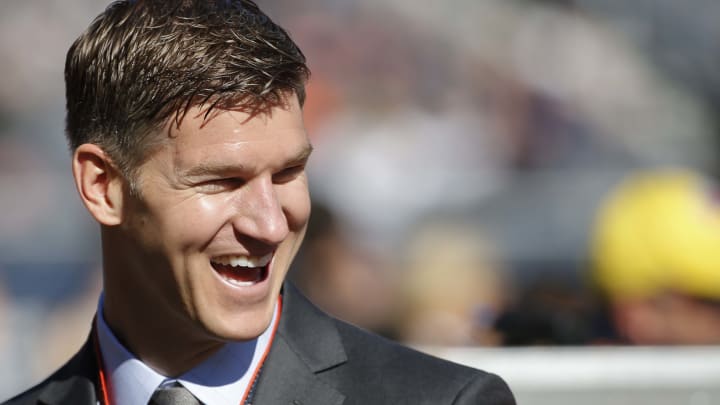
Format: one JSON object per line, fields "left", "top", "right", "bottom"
{"left": 149, "top": 384, "right": 201, "bottom": 405}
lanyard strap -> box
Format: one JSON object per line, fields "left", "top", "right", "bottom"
{"left": 92, "top": 296, "right": 282, "bottom": 405}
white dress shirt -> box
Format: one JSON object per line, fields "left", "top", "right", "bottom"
{"left": 95, "top": 294, "right": 278, "bottom": 405}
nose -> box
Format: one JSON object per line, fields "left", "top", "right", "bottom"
{"left": 231, "top": 176, "right": 289, "bottom": 246}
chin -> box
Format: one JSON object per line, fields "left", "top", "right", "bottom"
{"left": 199, "top": 298, "right": 278, "bottom": 342}
{"left": 185, "top": 254, "right": 287, "bottom": 342}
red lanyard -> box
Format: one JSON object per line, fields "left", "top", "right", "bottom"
{"left": 93, "top": 296, "right": 282, "bottom": 405}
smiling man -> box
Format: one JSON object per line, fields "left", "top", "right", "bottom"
{"left": 4, "top": 1, "right": 514, "bottom": 404}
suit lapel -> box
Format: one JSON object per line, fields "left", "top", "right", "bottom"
{"left": 37, "top": 337, "right": 99, "bottom": 405}
{"left": 253, "top": 283, "right": 346, "bottom": 405}
{"left": 252, "top": 336, "right": 345, "bottom": 405}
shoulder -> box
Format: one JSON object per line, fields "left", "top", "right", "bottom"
{"left": 2, "top": 384, "right": 43, "bottom": 405}
{"left": 3, "top": 368, "right": 63, "bottom": 405}
{"left": 1, "top": 340, "right": 97, "bottom": 405}
{"left": 327, "top": 317, "right": 515, "bottom": 405}
{"left": 274, "top": 283, "right": 515, "bottom": 404}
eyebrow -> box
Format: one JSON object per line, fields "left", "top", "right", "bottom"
{"left": 179, "top": 143, "right": 313, "bottom": 179}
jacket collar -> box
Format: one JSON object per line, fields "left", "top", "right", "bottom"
{"left": 252, "top": 283, "right": 347, "bottom": 404}
{"left": 277, "top": 283, "right": 348, "bottom": 373}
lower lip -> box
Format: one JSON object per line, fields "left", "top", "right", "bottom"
{"left": 212, "top": 262, "right": 269, "bottom": 286}
{"left": 208, "top": 254, "right": 275, "bottom": 305}
{"left": 211, "top": 260, "right": 273, "bottom": 308}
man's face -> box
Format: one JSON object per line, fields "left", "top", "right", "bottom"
{"left": 121, "top": 95, "right": 311, "bottom": 341}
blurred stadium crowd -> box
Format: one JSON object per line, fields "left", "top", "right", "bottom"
{"left": 1, "top": 0, "right": 719, "bottom": 398}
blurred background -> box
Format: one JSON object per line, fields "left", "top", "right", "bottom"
{"left": 1, "top": 0, "right": 720, "bottom": 403}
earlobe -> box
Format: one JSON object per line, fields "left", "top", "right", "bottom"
{"left": 72, "top": 144, "right": 125, "bottom": 226}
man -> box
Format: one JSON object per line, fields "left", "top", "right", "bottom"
{"left": 592, "top": 169, "right": 720, "bottom": 344}
{"left": 4, "top": 1, "right": 515, "bottom": 404}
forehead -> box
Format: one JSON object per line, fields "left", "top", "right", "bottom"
{"left": 159, "top": 97, "right": 309, "bottom": 168}
{"left": 177, "top": 97, "right": 304, "bottom": 139}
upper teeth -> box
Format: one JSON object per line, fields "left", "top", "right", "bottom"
{"left": 212, "top": 253, "right": 272, "bottom": 268}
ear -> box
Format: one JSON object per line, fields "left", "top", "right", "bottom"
{"left": 72, "top": 144, "right": 126, "bottom": 226}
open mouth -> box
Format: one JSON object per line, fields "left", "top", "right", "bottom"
{"left": 210, "top": 253, "right": 271, "bottom": 287}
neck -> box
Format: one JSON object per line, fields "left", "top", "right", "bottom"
{"left": 102, "top": 287, "right": 224, "bottom": 377}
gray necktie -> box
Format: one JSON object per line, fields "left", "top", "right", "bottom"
{"left": 149, "top": 384, "right": 201, "bottom": 405}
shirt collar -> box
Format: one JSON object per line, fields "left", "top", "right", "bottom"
{"left": 96, "top": 293, "right": 278, "bottom": 405}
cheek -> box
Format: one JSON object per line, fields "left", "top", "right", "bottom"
{"left": 155, "top": 196, "right": 232, "bottom": 248}
{"left": 280, "top": 182, "right": 311, "bottom": 231}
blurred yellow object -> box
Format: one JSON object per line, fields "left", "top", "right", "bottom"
{"left": 592, "top": 169, "right": 720, "bottom": 300}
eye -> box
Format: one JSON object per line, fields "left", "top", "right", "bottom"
{"left": 273, "top": 164, "right": 305, "bottom": 184}
{"left": 195, "top": 177, "right": 245, "bottom": 193}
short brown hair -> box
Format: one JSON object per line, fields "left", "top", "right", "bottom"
{"left": 65, "top": 0, "right": 309, "bottom": 183}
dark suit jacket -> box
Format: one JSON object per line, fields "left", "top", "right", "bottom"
{"left": 3, "top": 283, "right": 515, "bottom": 404}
